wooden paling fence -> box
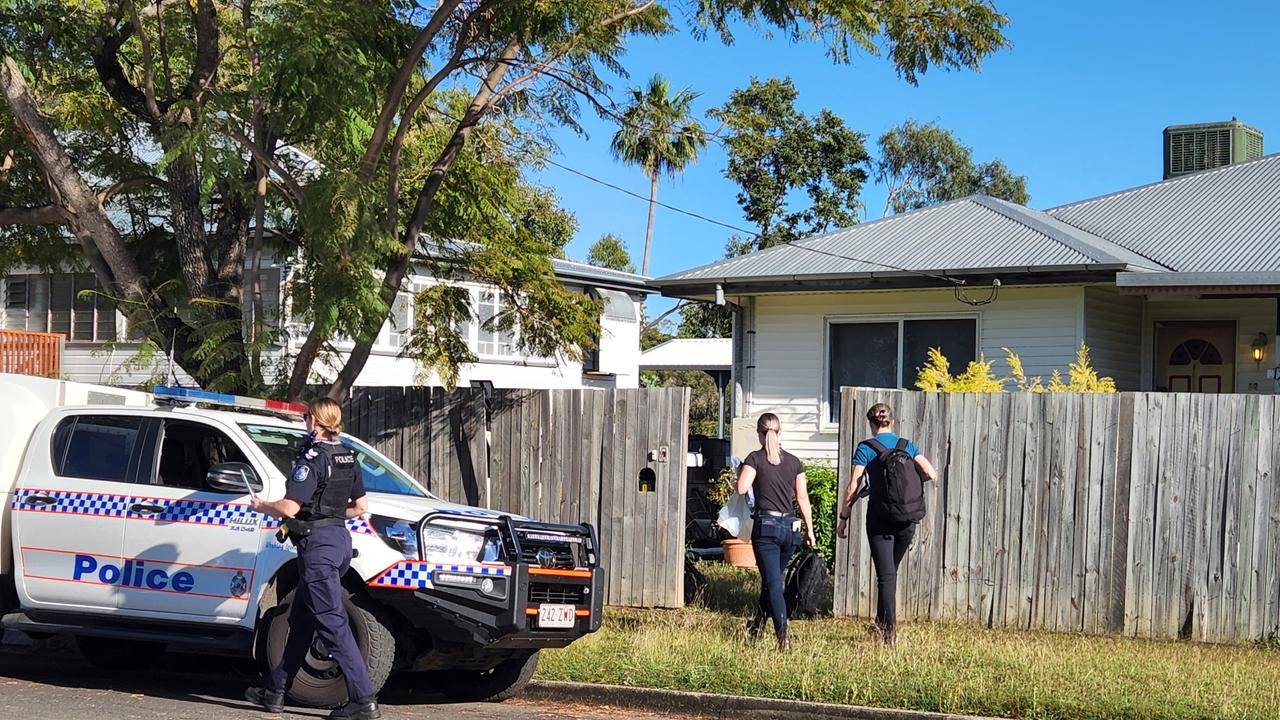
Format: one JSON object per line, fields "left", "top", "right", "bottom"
{"left": 835, "top": 387, "right": 1280, "bottom": 644}
{"left": 0, "top": 329, "right": 62, "bottom": 377}
{"left": 344, "top": 386, "right": 690, "bottom": 608}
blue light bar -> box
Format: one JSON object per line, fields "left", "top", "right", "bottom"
{"left": 152, "top": 386, "right": 307, "bottom": 415}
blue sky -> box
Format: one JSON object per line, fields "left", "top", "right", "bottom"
{"left": 532, "top": 1, "right": 1280, "bottom": 314}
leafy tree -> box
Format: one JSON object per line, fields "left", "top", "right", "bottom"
{"left": 1, "top": 0, "right": 1011, "bottom": 399}
{"left": 586, "top": 233, "right": 635, "bottom": 273}
{"left": 710, "top": 77, "right": 870, "bottom": 251}
{"left": 876, "top": 119, "right": 1029, "bottom": 216}
{"left": 610, "top": 74, "right": 707, "bottom": 276}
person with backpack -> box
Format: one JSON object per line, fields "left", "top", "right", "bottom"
{"left": 736, "top": 413, "right": 816, "bottom": 650}
{"left": 836, "top": 403, "right": 937, "bottom": 648}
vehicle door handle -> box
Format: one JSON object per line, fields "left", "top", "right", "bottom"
{"left": 23, "top": 495, "right": 58, "bottom": 507}
{"left": 130, "top": 503, "right": 166, "bottom": 515}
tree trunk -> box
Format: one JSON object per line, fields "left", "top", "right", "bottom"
{"left": 642, "top": 172, "right": 658, "bottom": 276}
{"left": 323, "top": 42, "right": 519, "bottom": 401}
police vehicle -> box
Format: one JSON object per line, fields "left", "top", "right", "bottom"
{"left": 0, "top": 374, "right": 603, "bottom": 707}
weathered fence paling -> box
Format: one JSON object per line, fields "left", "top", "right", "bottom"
{"left": 834, "top": 387, "right": 1280, "bottom": 644}
{"left": 343, "top": 386, "right": 689, "bottom": 609}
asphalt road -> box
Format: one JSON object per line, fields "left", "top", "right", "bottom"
{"left": 0, "top": 632, "right": 688, "bottom": 720}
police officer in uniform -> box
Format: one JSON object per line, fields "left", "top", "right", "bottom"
{"left": 245, "top": 398, "right": 380, "bottom": 719}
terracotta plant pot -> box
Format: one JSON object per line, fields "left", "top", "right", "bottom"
{"left": 721, "top": 538, "right": 757, "bottom": 569}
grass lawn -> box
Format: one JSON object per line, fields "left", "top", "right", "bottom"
{"left": 537, "top": 564, "right": 1280, "bottom": 720}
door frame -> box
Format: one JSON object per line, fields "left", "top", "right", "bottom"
{"left": 1152, "top": 319, "right": 1238, "bottom": 393}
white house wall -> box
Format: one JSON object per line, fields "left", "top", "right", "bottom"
{"left": 1083, "top": 285, "right": 1144, "bottom": 391}
{"left": 744, "top": 285, "right": 1087, "bottom": 461}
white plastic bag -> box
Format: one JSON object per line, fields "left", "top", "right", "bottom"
{"left": 717, "top": 492, "right": 754, "bottom": 539}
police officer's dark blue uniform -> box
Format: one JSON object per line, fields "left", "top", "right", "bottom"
{"left": 246, "top": 401, "right": 380, "bottom": 719}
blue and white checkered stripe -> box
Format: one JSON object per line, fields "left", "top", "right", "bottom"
{"left": 11, "top": 488, "right": 131, "bottom": 518}
{"left": 14, "top": 489, "right": 384, "bottom": 536}
{"left": 139, "top": 496, "right": 260, "bottom": 526}
{"left": 369, "top": 561, "right": 510, "bottom": 589}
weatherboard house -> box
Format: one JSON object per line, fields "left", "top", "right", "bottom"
{"left": 652, "top": 150, "right": 1280, "bottom": 460}
{"left": 0, "top": 257, "right": 651, "bottom": 391}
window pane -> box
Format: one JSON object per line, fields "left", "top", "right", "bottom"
{"left": 903, "top": 319, "right": 977, "bottom": 386}
{"left": 157, "top": 421, "right": 249, "bottom": 491}
{"left": 829, "top": 322, "right": 898, "bottom": 422}
{"left": 3, "top": 276, "right": 29, "bottom": 330}
{"left": 50, "top": 274, "right": 73, "bottom": 338}
{"left": 73, "top": 274, "right": 96, "bottom": 341}
{"left": 55, "top": 415, "right": 143, "bottom": 483}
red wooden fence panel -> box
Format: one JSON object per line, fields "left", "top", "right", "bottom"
{"left": 0, "top": 329, "right": 62, "bottom": 377}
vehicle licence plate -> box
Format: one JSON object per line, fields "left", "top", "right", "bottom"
{"left": 537, "top": 603, "right": 576, "bottom": 629}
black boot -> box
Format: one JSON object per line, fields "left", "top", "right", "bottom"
{"left": 744, "top": 614, "right": 765, "bottom": 640}
{"left": 329, "top": 698, "right": 382, "bottom": 720}
{"left": 776, "top": 631, "right": 792, "bottom": 652}
{"left": 244, "top": 686, "right": 285, "bottom": 713}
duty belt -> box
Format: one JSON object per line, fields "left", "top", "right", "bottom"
{"left": 278, "top": 516, "right": 345, "bottom": 544}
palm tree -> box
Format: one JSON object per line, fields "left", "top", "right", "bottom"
{"left": 610, "top": 75, "right": 707, "bottom": 277}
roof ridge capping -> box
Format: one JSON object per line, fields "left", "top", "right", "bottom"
{"left": 969, "top": 195, "right": 1167, "bottom": 270}
{"left": 1049, "top": 151, "right": 1280, "bottom": 213}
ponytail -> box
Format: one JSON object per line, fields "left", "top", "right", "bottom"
{"left": 756, "top": 412, "right": 782, "bottom": 465}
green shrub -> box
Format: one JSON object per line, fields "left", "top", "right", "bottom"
{"left": 803, "top": 461, "right": 838, "bottom": 568}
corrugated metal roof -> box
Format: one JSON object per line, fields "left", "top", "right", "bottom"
{"left": 639, "top": 338, "right": 732, "bottom": 371}
{"left": 1049, "top": 153, "right": 1280, "bottom": 273}
{"left": 550, "top": 258, "right": 653, "bottom": 293}
{"left": 656, "top": 196, "right": 1159, "bottom": 285}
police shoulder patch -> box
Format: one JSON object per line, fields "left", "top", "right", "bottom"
{"left": 292, "top": 465, "right": 310, "bottom": 482}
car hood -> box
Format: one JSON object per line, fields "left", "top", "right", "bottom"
{"left": 364, "top": 491, "right": 525, "bottom": 524}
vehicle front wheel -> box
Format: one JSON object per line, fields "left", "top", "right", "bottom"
{"left": 75, "top": 635, "right": 164, "bottom": 670}
{"left": 435, "top": 651, "right": 539, "bottom": 703}
{"left": 263, "top": 589, "right": 396, "bottom": 708}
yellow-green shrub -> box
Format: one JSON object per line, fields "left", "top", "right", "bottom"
{"left": 917, "top": 342, "right": 1116, "bottom": 393}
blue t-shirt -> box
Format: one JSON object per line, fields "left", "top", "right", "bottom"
{"left": 852, "top": 432, "right": 920, "bottom": 468}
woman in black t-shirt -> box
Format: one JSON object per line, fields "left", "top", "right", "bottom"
{"left": 735, "top": 413, "right": 816, "bottom": 650}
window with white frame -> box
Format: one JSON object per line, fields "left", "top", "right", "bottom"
{"left": 826, "top": 316, "right": 977, "bottom": 422}
{"left": 475, "top": 289, "right": 514, "bottom": 357}
{"left": 2, "top": 274, "right": 118, "bottom": 342}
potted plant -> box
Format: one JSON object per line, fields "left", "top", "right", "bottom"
{"left": 708, "top": 468, "right": 756, "bottom": 569}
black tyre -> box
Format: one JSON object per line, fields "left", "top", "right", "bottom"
{"left": 436, "top": 651, "right": 539, "bottom": 703}
{"left": 75, "top": 635, "right": 164, "bottom": 670}
{"left": 263, "top": 589, "right": 396, "bottom": 708}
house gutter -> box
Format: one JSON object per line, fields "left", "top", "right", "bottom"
{"left": 653, "top": 263, "right": 1136, "bottom": 301}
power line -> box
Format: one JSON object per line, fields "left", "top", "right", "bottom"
{"left": 420, "top": 104, "right": 970, "bottom": 288}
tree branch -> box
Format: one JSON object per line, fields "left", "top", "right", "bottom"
{"left": 126, "top": 0, "right": 163, "bottom": 119}
{"left": 217, "top": 121, "right": 305, "bottom": 206}
{"left": 0, "top": 205, "right": 67, "bottom": 226}
{"left": 99, "top": 175, "right": 167, "bottom": 203}
{"left": 188, "top": 0, "right": 219, "bottom": 101}
{"left": 355, "top": 0, "right": 466, "bottom": 184}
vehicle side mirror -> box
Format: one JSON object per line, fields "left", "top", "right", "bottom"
{"left": 206, "top": 462, "right": 263, "bottom": 495}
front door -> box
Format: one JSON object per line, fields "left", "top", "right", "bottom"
{"left": 117, "top": 418, "right": 266, "bottom": 620}
{"left": 1154, "top": 321, "right": 1236, "bottom": 393}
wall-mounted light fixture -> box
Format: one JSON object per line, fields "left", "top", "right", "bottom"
{"left": 1251, "top": 332, "right": 1269, "bottom": 365}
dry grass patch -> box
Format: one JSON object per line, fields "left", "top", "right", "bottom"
{"left": 539, "top": 564, "right": 1280, "bottom": 719}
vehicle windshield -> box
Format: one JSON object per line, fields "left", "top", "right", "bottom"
{"left": 241, "top": 424, "right": 430, "bottom": 498}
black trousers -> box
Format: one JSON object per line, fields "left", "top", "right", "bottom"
{"left": 268, "top": 525, "right": 375, "bottom": 702}
{"left": 866, "top": 519, "right": 916, "bottom": 631}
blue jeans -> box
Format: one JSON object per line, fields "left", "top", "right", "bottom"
{"left": 751, "top": 515, "right": 798, "bottom": 637}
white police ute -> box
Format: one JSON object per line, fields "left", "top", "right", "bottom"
{"left": 0, "top": 374, "right": 603, "bottom": 707}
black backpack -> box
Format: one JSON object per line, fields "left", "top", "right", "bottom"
{"left": 784, "top": 546, "right": 828, "bottom": 619}
{"left": 862, "top": 438, "right": 926, "bottom": 523}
